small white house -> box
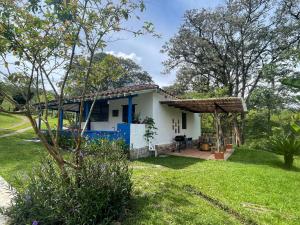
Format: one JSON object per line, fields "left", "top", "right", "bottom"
{"left": 47, "top": 84, "right": 246, "bottom": 158}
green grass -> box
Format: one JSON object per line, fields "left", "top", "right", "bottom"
{"left": 0, "top": 131, "right": 46, "bottom": 188}
{"left": 0, "top": 112, "right": 32, "bottom": 136}
{"left": 1, "top": 114, "right": 300, "bottom": 224}
{"left": 0, "top": 112, "right": 23, "bottom": 129}
{"left": 126, "top": 152, "right": 300, "bottom": 225}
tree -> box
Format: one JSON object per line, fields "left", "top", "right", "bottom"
{"left": 162, "top": 0, "right": 300, "bottom": 143}
{"left": 62, "top": 52, "right": 153, "bottom": 96}
{"left": 0, "top": 0, "right": 154, "bottom": 175}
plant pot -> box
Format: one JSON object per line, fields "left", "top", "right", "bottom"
{"left": 201, "top": 143, "right": 209, "bottom": 151}
{"left": 214, "top": 152, "right": 225, "bottom": 160}
{"left": 226, "top": 144, "right": 233, "bottom": 151}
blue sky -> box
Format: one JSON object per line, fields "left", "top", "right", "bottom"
{"left": 106, "top": 0, "right": 224, "bottom": 87}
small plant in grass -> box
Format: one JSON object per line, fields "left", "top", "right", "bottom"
{"left": 5, "top": 141, "right": 132, "bottom": 225}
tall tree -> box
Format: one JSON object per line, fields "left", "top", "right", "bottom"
{"left": 0, "top": 0, "right": 154, "bottom": 174}
{"left": 162, "top": 0, "right": 300, "bottom": 143}
{"left": 62, "top": 52, "right": 153, "bottom": 96}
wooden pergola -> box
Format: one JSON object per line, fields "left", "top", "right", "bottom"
{"left": 160, "top": 97, "right": 247, "bottom": 151}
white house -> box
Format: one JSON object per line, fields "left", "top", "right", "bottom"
{"left": 45, "top": 84, "right": 246, "bottom": 158}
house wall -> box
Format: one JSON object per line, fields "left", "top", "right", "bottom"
{"left": 88, "top": 92, "right": 154, "bottom": 131}
{"left": 151, "top": 92, "right": 201, "bottom": 146}
{"left": 81, "top": 90, "right": 201, "bottom": 153}
{"left": 130, "top": 124, "right": 147, "bottom": 149}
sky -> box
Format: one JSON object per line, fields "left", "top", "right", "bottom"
{"left": 105, "top": 0, "right": 224, "bottom": 87}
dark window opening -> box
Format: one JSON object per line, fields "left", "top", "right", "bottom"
{"left": 112, "top": 110, "right": 119, "bottom": 117}
{"left": 182, "top": 112, "right": 187, "bottom": 129}
{"left": 90, "top": 101, "right": 109, "bottom": 122}
{"left": 122, "top": 105, "right": 136, "bottom": 123}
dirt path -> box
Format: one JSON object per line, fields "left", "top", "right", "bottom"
{"left": 0, "top": 116, "right": 29, "bottom": 131}
{"left": 0, "top": 177, "right": 15, "bottom": 225}
{"left": 0, "top": 127, "right": 32, "bottom": 138}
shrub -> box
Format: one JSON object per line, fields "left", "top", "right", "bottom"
{"left": 268, "top": 134, "right": 300, "bottom": 168}
{"left": 6, "top": 140, "right": 132, "bottom": 225}
{"left": 268, "top": 120, "right": 300, "bottom": 169}
{"left": 44, "top": 130, "right": 77, "bottom": 150}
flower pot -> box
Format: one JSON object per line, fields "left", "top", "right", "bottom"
{"left": 214, "top": 152, "right": 224, "bottom": 160}
{"left": 226, "top": 144, "right": 233, "bottom": 150}
{"left": 201, "top": 143, "right": 209, "bottom": 151}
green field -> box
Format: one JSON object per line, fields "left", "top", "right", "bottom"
{"left": 0, "top": 113, "right": 300, "bottom": 224}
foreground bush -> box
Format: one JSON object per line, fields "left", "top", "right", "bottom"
{"left": 6, "top": 140, "right": 132, "bottom": 225}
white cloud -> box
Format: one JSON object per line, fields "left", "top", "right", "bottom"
{"left": 105, "top": 51, "right": 142, "bottom": 62}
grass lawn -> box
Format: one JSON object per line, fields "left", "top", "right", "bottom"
{"left": 1, "top": 115, "right": 300, "bottom": 224}
{"left": 127, "top": 152, "right": 300, "bottom": 225}
{"left": 0, "top": 112, "right": 23, "bottom": 129}
{"left": 0, "top": 131, "right": 46, "bottom": 188}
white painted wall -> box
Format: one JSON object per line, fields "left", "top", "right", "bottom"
{"left": 130, "top": 124, "right": 147, "bottom": 149}
{"left": 89, "top": 92, "right": 154, "bottom": 131}
{"left": 81, "top": 90, "right": 201, "bottom": 148}
{"left": 151, "top": 92, "right": 201, "bottom": 146}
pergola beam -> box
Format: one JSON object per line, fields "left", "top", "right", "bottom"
{"left": 214, "top": 103, "right": 228, "bottom": 113}
{"left": 160, "top": 97, "right": 246, "bottom": 114}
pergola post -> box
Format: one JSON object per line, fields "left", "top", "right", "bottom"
{"left": 214, "top": 110, "right": 220, "bottom": 152}
{"left": 128, "top": 96, "right": 133, "bottom": 124}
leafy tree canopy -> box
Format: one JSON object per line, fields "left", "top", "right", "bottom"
{"left": 162, "top": 0, "right": 300, "bottom": 104}
{"left": 61, "top": 52, "right": 154, "bottom": 96}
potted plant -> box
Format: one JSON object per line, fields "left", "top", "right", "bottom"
{"left": 226, "top": 144, "right": 233, "bottom": 151}
{"left": 133, "top": 113, "right": 141, "bottom": 124}
{"left": 214, "top": 144, "right": 226, "bottom": 160}
{"left": 214, "top": 150, "right": 225, "bottom": 160}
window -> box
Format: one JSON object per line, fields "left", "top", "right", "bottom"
{"left": 182, "top": 112, "right": 187, "bottom": 129}
{"left": 112, "top": 110, "right": 119, "bottom": 117}
{"left": 122, "top": 105, "right": 136, "bottom": 123}
{"left": 90, "top": 101, "right": 109, "bottom": 122}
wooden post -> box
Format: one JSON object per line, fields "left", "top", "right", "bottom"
{"left": 214, "top": 110, "right": 220, "bottom": 152}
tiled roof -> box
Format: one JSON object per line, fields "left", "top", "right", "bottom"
{"left": 83, "top": 84, "right": 161, "bottom": 100}
{"left": 44, "top": 84, "right": 176, "bottom": 107}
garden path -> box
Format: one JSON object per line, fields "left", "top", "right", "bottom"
{"left": 0, "top": 177, "right": 15, "bottom": 225}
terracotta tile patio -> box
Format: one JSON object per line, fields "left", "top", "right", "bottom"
{"left": 165, "top": 148, "right": 234, "bottom": 160}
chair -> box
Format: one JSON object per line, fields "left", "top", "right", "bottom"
{"left": 149, "top": 144, "right": 157, "bottom": 157}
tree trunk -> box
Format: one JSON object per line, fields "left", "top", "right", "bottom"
{"left": 284, "top": 154, "right": 294, "bottom": 169}
{"left": 232, "top": 114, "right": 241, "bottom": 146}
{"left": 240, "top": 112, "right": 246, "bottom": 145}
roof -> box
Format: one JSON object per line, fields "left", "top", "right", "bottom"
{"left": 43, "top": 84, "right": 176, "bottom": 111}
{"left": 160, "top": 97, "right": 247, "bottom": 113}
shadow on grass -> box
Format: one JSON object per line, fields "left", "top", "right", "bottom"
{"left": 229, "top": 148, "right": 300, "bottom": 172}
{"left": 136, "top": 155, "right": 204, "bottom": 169}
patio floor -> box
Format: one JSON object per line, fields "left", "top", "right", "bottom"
{"left": 165, "top": 148, "right": 234, "bottom": 160}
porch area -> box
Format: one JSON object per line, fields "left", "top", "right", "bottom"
{"left": 166, "top": 148, "right": 234, "bottom": 160}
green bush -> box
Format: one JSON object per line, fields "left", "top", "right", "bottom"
{"left": 44, "top": 130, "right": 77, "bottom": 150}
{"left": 6, "top": 140, "right": 132, "bottom": 225}
{"left": 268, "top": 120, "right": 300, "bottom": 169}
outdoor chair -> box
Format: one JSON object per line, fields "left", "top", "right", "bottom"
{"left": 148, "top": 144, "right": 157, "bottom": 157}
